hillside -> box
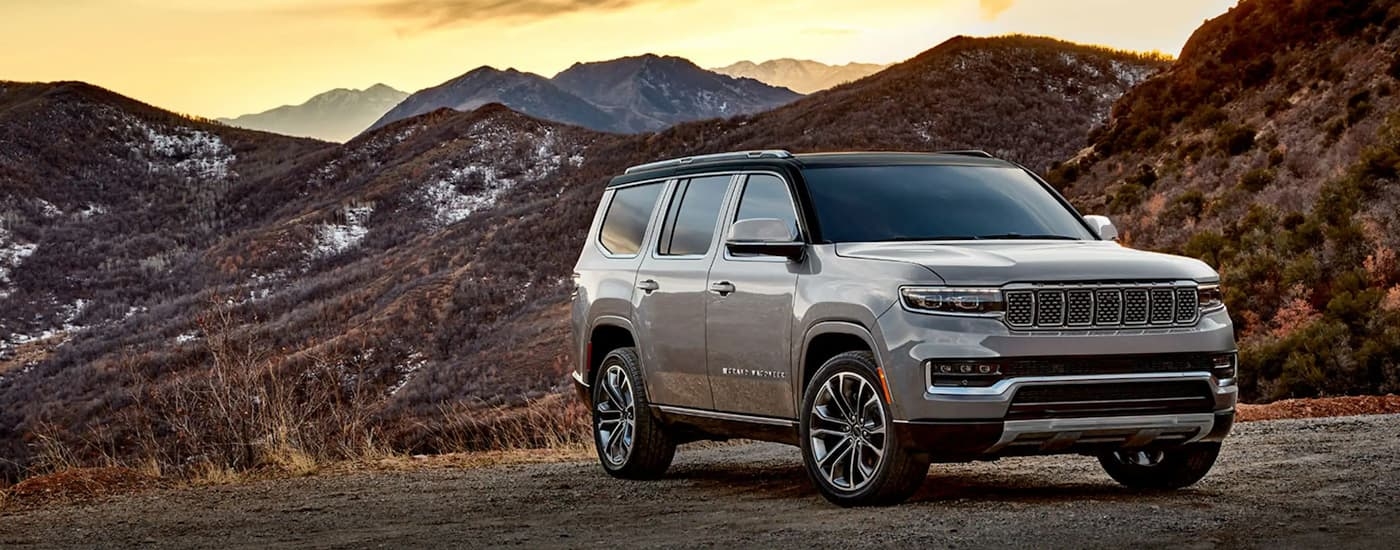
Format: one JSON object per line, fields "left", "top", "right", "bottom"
{"left": 1052, "top": 0, "right": 1400, "bottom": 401}
{"left": 712, "top": 59, "right": 889, "bottom": 94}
{"left": 0, "top": 35, "right": 1167, "bottom": 481}
{"left": 219, "top": 84, "right": 407, "bottom": 143}
{"left": 697, "top": 35, "right": 1168, "bottom": 172}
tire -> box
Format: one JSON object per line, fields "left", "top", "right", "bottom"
{"left": 1097, "top": 442, "right": 1221, "bottom": 490}
{"left": 799, "top": 351, "right": 929, "bottom": 506}
{"left": 591, "top": 347, "right": 675, "bottom": 480}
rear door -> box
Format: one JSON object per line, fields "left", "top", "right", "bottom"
{"left": 706, "top": 173, "right": 803, "bottom": 418}
{"left": 632, "top": 174, "right": 736, "bottom": 409}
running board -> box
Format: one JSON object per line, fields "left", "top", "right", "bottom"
{"left": 654, "top": 405, "right": 798, "bottom": 427}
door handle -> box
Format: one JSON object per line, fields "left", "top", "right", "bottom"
{"left": 637, "top": 279, "right": 660, "bottom": 293}
{"left": 709, "top": 281, "right": 736, "bottom": 296}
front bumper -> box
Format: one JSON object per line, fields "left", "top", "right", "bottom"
{"left": 875, "top": 307, "right": 1238, "bottom": 421}
{"left": 896, "top": 411, "right": 1234, "bottom": 460}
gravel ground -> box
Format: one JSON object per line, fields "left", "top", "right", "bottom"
{"left": 2, "top": 415, "right": 1398, "bottom": 549}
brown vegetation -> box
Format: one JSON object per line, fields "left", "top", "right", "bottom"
{"left": 1055, "top": 0, "right": 1400, "bottom": 402}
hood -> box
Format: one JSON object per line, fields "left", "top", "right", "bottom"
{"left": 834, "top": 241, "right": 1218, "bottom": 286}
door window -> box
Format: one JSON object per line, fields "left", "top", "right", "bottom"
{"left": 599, "top": 182, "right": 663, "bottom": 256}
{"left": 735, "top": 174, "right": 799, "bottom": 238}
{"left": 657, "top": 175, "right": 731, "bottom": 256}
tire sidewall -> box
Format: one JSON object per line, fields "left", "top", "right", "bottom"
{"left": 591, "top": 355, "right": 634, "bottom": 473}
{"left": 799, "top": 356, "right": 900, "bottom": 503}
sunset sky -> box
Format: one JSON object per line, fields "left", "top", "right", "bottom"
{"left": 1, "top": 0, "right": 1236, "bottom": 118}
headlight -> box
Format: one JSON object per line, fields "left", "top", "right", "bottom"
{"left": 901, "top": 287, "right": 1004, "bottom": 315}
{"left": 1199, "top": 283, "right": 1225, "bottom": 311}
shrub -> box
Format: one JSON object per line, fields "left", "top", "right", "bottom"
{"left": 1165, "top": 190, "right": 1207, "bottom": 221}
{"left": 1109, "top": 183, "right": 1147, "bottom": 214}
{"left": 1215, "top": 124, "right": 1258, "bottom": 156}
{"left": 1239, "top": 168, "right": 1276, "bottom": 192}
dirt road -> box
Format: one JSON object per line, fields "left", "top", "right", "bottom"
{"left": 3, "top": 414, "right": 1398, "bottom": 549}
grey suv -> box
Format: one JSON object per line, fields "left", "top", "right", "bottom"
{"left": 570, "top": 150, "right": 1236, "bottom": 506}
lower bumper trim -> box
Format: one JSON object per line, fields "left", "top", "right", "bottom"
{"left": 895, "top": 411, "right": 1233, "bottom": 459}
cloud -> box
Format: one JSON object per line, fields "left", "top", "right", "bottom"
{"left": 978, "top": 0, "right": 1014, "bottom": 20}
{"left": 367, "top": 0, "right": 666, "bottom": 29}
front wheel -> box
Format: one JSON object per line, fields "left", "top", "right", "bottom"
{"left": 800, "top": 351, "right": 930, "bottom": 506}
{"left": 1097, "top": 442, "right": 1221, "bottom": 490}
{"left": 592, "top": 347, "right": 675, "bottom": 480}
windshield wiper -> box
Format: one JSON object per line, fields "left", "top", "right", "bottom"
{"left": 884, "top": 236, "right": 981, "bottom": 241}
{"left": 974, "top": 233, "right": 1081, "bottom": 240}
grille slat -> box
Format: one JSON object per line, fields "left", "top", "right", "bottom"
{"left": 1006, "top": 283, "right": 1202, "bottom": 330}
{"left": 1066, "top": 290, "right": 1094, "bottom": 326}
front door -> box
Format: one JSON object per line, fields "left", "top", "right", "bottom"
{"left": 633, "top": 174, "right": 735, "bottom": 410}
{"left": 706, "top": 173, "right": 802, "bottom": 418}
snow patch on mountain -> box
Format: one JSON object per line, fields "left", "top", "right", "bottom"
{"left": 310, "top": 205, "right": 374, "bottom": 258}
{"left": 120, "top": 114, "right": 236, "bottom": 180}
{"left": 416, "top": 123, "right": 583, "bottom": 229}
{"left": 0, "top": 227, "right": 38, "bottom": 299}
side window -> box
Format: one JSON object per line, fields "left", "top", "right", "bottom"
{"left": 599, "top": 182, "right": 663, "bottom": 256}
{"left": 735, "top": 174, "right": 799, "bottom": 238}
{"left": 657, "top": 175, "right": 731, "bottom": 256}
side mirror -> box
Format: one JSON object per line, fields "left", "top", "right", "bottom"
{"left": 725, "top": 218, "right": 804, "bottom": 260}
{"left": 1084, "top": 215, "right": 1118, "bottom": 241}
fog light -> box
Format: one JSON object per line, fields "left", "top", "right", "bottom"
{"left": 926, "top": 360, "right": 1004, "bottom": 387}
{"left": 1211, "top": 353, "right": 1237, "bottom": 380}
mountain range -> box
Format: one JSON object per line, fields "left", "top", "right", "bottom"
{"left": 3, "top": 0, "right": 1398, "bottom": 481}
{"left": 218, "top": 84, "right": 407, "bottom": 142}
{"left": 712, "top": 59, "right": 889, "bottom": 94}
{"left": 366, "top": 54, "right": 802, "bottom": 134}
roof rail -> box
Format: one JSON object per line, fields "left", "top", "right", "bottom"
{"left": 624, "top": 150, "right": 794, "bottom": 174}
{"left": 935, "top": 150, "right": 996, "bottom": 159}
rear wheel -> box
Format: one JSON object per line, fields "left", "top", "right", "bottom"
{"left": 592, "top": 347, "right": 675, "bottom": 480}
{"left": 1098, "top": 442, "right": 1220, "bottom": 489}
{"left": 800, "top": 351, "right": 929, "bottom": 506}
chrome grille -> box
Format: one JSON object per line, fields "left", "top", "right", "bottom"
{"left": 1003, "top": 283, "right": 1201, "bottom": 330}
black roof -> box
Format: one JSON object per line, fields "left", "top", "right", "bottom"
{"left": 607, "top": 150, "right": 1015, "bottom": 187}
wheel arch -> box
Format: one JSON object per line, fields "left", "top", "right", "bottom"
{"left": 588, "top": 316, "right": 637, "bottom": 386}
{"left": 798, "top": 321, "right": 884, "bottom": 411}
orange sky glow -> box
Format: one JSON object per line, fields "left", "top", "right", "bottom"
{"left": 0, "top": 0, "right": 1237, "bottom": 118}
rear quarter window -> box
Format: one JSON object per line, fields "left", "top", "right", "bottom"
{"left": 599, "top": 182, "right": 663, "bottom": 256}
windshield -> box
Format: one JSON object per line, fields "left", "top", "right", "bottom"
{"left": 801, "top": 165, "right": 1096, "bottom": 243}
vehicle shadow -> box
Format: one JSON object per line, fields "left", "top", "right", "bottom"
{"left": 665, "top": 460, "right": 1203, "bottom": 505}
